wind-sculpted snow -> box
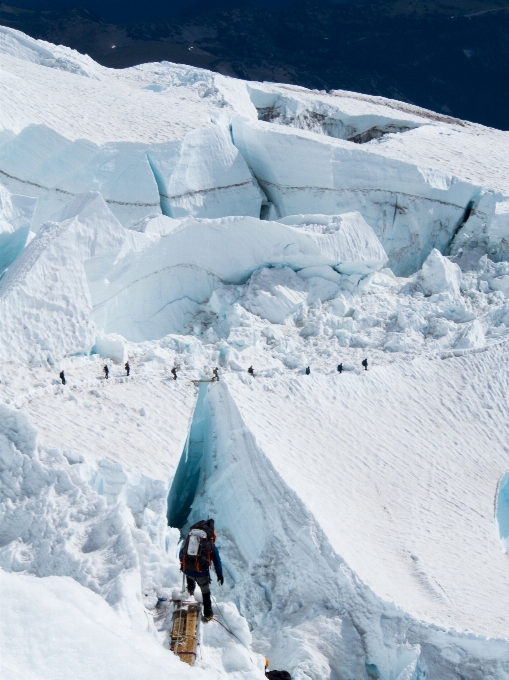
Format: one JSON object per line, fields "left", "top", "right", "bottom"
{"left": 0, "top": 26, "right": 102, "bottom": 78}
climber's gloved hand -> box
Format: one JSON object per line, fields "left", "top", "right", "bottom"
{"left": 217, "top": 574, "right": 224, "bottom": 586}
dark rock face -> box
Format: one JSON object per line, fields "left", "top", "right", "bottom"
{"left": 2, "top": 0, "right": 509, "bottom": 129}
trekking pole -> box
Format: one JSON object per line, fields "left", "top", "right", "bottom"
{"left": 181, "top": 572, "right": 186, "bottom": 594}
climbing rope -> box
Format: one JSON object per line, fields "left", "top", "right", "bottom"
{"left": 210, "top": 594, "right": 256, "bottom": 664}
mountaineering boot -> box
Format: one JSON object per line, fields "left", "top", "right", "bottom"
{"left": 202, "top": 592, "right": 213, "bottom": 622}
{"left": 186, "top": 578, "right": 195, "bottom": 597}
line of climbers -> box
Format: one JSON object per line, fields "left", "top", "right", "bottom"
{"left": 59, "top": 358, "right": 370, "bottom": 385}
{"left": 59, "top": 361, "right": 131, "bottom": 385}
{"left": 180, "top": 518, "right": 291, "bottom": 679}
{"left": 247, "top": 358, "right": 370, "bottom": 378}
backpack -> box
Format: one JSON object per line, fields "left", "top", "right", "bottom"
{"left": 181, "top": 519, "right": 215, "bottom": 573}
{"left": 266, "top": 672, "right": 291, "bottom": 680}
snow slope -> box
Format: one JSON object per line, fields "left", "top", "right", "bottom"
{"left": 1, "top": 23, "right": 509, "bottom": 680}
{"left": 179, "top": 351, "right": 509, "bottom": 679}
{"left": 224, "top": 351, "right": 509, "bottom": 639}
{"left": 0, "top": 571, "right": 203, "bottom": 680}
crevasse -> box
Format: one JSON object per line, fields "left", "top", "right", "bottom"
{"left": 167, "top": 381, "right": 209, "bottom": 532}
{"left": 496, "top": 472, "right": 509, "bottom": 551}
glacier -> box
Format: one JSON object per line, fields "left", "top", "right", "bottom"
{"left": 1, "top": 23, "right": 509, "bottom": 680}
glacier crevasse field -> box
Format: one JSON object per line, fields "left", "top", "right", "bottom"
{"left": 0, "top": 24, "right": 509, "bottom": 680}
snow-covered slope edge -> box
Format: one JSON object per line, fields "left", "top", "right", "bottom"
{"left": 180, "top": 378, "right": 509, "bottom": 680}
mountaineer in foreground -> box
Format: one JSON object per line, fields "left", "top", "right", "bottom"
{"left": 180, "top": 519, "right": 223, "bottom": 622}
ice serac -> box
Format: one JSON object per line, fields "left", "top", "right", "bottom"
{"left": 455, "top": 319, "right": 485, "bottom": 350}
{"left": 247, "top": 82, "right": 423, "bottom": 142}
{"left": 0, "top": 183, "right": 36, "bottom": 274}
{"left": 242, "top": 267, "right": 309, "bottom": 324}
{"left": 96, "top": 211, "right": 385, "bottom": 340}
{"left": 416, "top": 248, "right": 462, "bottom": 297}
{"left": 0, "top": 192, "right": 138, "bottom": 363}
{"left": 0, "top": 125, "right": 162, "bottom": 229}
{"left": 278, "top": 212, "right": 387, "bottom": 274}
{"left": 450, "top": 191, "right": 509, "bottom": 262}
{"left": 231, "top": 117, "right": 478, "bottom": 275}
{"left": 0, "top": 189, "right": 386, "bottom": 356}
{"left": 147, "top": 124, "right": 265, "bottom": 219}
{"left": 0, "top": 123, "right": 264, "bottom": 230}
{"left": 129, "top": 211, "right": 384, "bottom": 282}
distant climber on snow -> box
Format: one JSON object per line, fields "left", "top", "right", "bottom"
{"left": 248, "top": 365, "right": 255, "bottom": 377}
{"left": 180, "top": 518, "right": 223, "bottom": 622}
{"left": 171, "top": 366, "right": 178, "bottom": 380}
{"left": 103, "top": 364, "right": 109, "bottom": 379}
{"left": 212, "top": 367, "right": 219, "bottom": 381}
{"left": 362, "top": 358, "right": 368, "bottom": 371}
{"left": 59, "top": 370, "right": 66, "bottom": 385}
{"left": 337, "top": 363, "right": 343, "bottom": 374}
{"left": 305, "top": 366, "right": 310, "bottom": 375}
{"left": 125, "top": 361, "right": 130, "bottom": 376}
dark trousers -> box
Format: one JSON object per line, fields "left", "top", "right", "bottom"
{"left": 186, "top": 575, "right": 210, "bottom": 594}
{"left": 186, "top": 575, "right": 212, "bottom": 617}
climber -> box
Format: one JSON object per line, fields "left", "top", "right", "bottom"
{"left": 362, "top": 358, "right": 368, "bottom": 371}
{"left": 248, "top": 365, "right": 255, "bottom": 377}
{"left": 337, "top": 363, "right": 343, "bottom": 374}
{"left": 103, "top": 364, "right": 109, "bottom": 379}
{"left": 59, "top": 370, "right": 66, "bottom": 385}
{"left": 125, "top": 361, "right": 130, "bottom": 377}
{"left": 305, "top": 366, "right": 310, "bottom": 375}
{"left": 180, "top": 519, "right": 223, "bottom": 622}
{"left": 171, "top": 366, "right": 178, "bottom": 380}
{"left": 212, "top": 367, "right": 219, "bottom": 381}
